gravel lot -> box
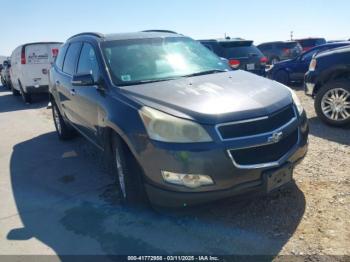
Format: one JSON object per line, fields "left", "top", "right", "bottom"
{"left": 0, "top": 84, "right": 349, "bottom": 259}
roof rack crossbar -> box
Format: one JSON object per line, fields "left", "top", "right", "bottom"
{"left": 68, "top": 32, "right": 104, "bottom": 40}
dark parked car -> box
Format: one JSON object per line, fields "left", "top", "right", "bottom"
{"left": 295, "top": 38, "right": 326, "bottom": 52}
{"left": 49, "top": 31, "right": 308, "bottom": 208}
{"left": 0, "top": 60, "right": 12, "bottom": 89}
{"left": 199, "top": 38, "right": 267, "bottom": 76}
{"left": 305, "top": 46, "right": 350, "bottom": 126}
{"left": 257, "top": 41, "right": 303, "bottom": 65}
{"left": 267, "top": 42, "right": 350, "bottom": 85}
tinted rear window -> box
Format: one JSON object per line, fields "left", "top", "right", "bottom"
{"left": 275, "top": 42, "right": 299, "bottom": 49}
{"left": 298, "top": 39, "right": 326, "bottom": 47}
{"left": 220, "top": 41, "right": 263, "bottom": 58}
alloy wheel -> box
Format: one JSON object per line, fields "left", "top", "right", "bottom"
{"left": 321, "top": 88, "right": 350, "bottom": 121}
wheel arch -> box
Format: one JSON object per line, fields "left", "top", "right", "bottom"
{"left": 313, "top": 69, "right": 350, "bottom": 95}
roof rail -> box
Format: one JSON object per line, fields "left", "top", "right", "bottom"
{"left": 68, "top": 32, "right": 104, "bottom": 40}
{"left": 142, "top": 29, "right": 178, "bottom": 34}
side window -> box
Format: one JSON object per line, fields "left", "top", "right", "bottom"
{"left": 77, "top": 43, "right": 100, "bottom": 81}
{"left": 55, "top": 43, "right": 69, "bottom": 70}
{"left": 62, "top": 42, "right": 82, "bottom": 75}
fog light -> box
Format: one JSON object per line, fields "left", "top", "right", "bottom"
{"left": 161, "top": 171, "right": 214, "bottom": 188}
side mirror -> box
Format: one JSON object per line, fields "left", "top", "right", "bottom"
{"left": 71, "top": 73, "right": 94, "bottom": 86}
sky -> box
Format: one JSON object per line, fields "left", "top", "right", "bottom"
{"left": 1, "top": 0, "right": 349, "bottom": 56}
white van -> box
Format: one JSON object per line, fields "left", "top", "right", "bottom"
{"left": 10, "top": 42, "right": 62, "bottom": 103}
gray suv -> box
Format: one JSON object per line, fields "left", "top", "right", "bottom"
{"left": 49, "top": 31, "right": 309, "bottom": 208}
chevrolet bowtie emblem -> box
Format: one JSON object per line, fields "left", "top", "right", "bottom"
{"left": 268, "top": 131, "right": 283, "bottom": 143}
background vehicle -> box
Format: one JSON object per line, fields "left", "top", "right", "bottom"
{"left": 49, "top": 31, "right": 308, "bottom": 208}
{"left": 1, "top": 60, "right": 12, "bottom": 89}
{"left": 305, "top": 46, "right": 350, "bottom": 126}
{"left": 257, "top": 41, "right": 303, "bottom": 64}
{"left": 199, "top": 38, "right": 267, "bottom": 76}
{"left": 267, "top": 42, "right": 350, "bottom": 85}
{"left": 10, "top": 42, "right": 62, "bottom": 103}
{"left": 295, "top": 38, "right": 326, "bottom": 52}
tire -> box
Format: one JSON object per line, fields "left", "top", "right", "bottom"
{"left": 314, "top": 79, "right": 350, "bottom": 127}
{"left": 11, "top": 85, "right": 20, "bottom": 96}
{"left": 52, "top": 101, "right": 76, "bottom": 140}
{"left": 111, "top": 133, "right": 148, "bottom": 207}
{"left": 18, "top": 81, "right": 31, "bottom": 103}
{"left": 274, "top": 70, "right": 290, "bottom": 85}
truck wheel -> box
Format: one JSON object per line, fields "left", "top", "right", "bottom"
{"left": 315, "top": 80, "right": 350, "bottom": 127}
{"left": 11, "top": 85, "right": 20, "bottom": 96}
{"left": 275, "top": 70, "right": 289, "bottom": 85}
{"left": 18, "top": 81, "right": 31, "bottom": 103}
{"left": 52, "top": 102, "right": 76, "bottom": 140}
{"left": 111, "top": 133, "right": 148, "bottom": 207}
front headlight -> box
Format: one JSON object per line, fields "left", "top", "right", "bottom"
{"left": 139, "top": 107, "right": 212, "bottom": 143}
{"left": 290, "top": 89, "right": 304, "bottom": 115}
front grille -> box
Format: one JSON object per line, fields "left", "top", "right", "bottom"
{"left": 229, "top": 129, "right": 298, "bottom": 166}
{"left": 217, "top": 105, "right": 295, "bottom": 139}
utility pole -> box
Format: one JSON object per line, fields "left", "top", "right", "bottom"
{"left": 290, "top": 31, "right": 294, "bottom": 41}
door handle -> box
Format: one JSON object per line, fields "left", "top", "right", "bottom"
{"left": 70, "top": 89, "right": 76, "bottom": 96}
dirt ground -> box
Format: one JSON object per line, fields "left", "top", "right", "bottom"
{"left": 0, "top": 85, "right": 349, "bottom": 259}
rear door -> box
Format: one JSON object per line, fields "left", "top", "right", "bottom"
{"left": 25, "top": 43, "right": 62, "bottom": 87}
{"left": 58, "top": 42, "right": 82, "bottom": 125}
{"left": 70, "top": 42, "right": 102, "bottom": 145}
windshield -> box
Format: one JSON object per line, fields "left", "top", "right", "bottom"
{"left": 102, "top": 37, "right": 230, "bottom": 86}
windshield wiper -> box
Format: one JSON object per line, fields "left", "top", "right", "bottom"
{"left": 119, "top": 77, "right": 181, "bottom": 86}
{"left": 182, "top": 69, "right": 228, "bottom": 78}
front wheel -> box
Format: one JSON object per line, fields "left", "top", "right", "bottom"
{"left": 111, "top": 133, "right": 148, "bottom": 207}
{"left": 315, "top": 80, "right": 350, "bottom": 127}
{"left": 11, "top": 85, "right": 20, "bottom": 96}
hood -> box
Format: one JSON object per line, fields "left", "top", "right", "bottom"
{"left": 316, "top": 45, "right": 350, "bottom": 58}
{"left": 121, "top": 70, "right": 293, "bottom": 124}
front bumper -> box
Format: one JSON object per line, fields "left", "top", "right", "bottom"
{"left": 145, "top": 141, "right": 307, "bottom": 208}
{"left": 25, "top": 85, "right": 49, "bottom": 94}
{"left": 136, "top": 112, "right": 309, "bottom": 208}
